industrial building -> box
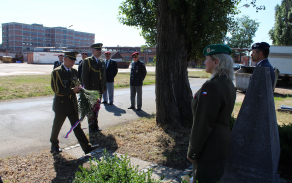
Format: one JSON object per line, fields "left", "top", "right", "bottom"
{"left": 1, "top": 22, "right": 95, "bottom": 52}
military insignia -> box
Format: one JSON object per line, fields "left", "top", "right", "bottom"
{"left": 207, "top": 47, "right": 211, "bottom": 53}
{"left": 202, "top": 92, "right": 207, "bottom": 96}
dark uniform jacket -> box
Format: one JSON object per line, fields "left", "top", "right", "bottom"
{"left": 257, "top": 59, "right": 275, "bottom": 88}
{"left": 188, "top": 75, "right": 236, "bottom": 162}
{"left": 78, "top": 60, "right": 83, "bottom": 84}
{"left": 105, "top": 59, "right": 118, "bottom": 82}
{"left": 51, "top": 65, "right": 79, "bottom": 115}
{"left": 82, "top": 56, "right": 106, "bottom": 93}
{"left": 53, "top": 61, "right": 62, "bottom": 69}
{"left": 130, "top": 60, "right": 147, "bottom": 86}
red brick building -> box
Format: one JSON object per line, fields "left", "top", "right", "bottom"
{"left": 2, "top": 22, "right": 94, "bottom": 52}
{"left": 104, "top": 46, "right": 156, "bottom": 63}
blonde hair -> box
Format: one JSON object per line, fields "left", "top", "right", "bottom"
{"left": 210, "top": 54, "right": 234, "bottom": 81}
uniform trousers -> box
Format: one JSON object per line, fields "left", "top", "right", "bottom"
{"left": 193, "top": 159, "right": 225, "bottom": 183}
{"left": 102, "top": 82, "right": 114, "bottom": 103}
{"left": 130, "top": 85, "right": 142, "bottom": 109}
{"left": 50, "top": 112, "right": 90, "bottom": 151}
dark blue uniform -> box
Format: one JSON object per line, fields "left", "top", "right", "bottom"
{"left": 130, "top": 60, "right": 147, "bottom": 86}
{"left": 257, "top": 59, "right": 275, "bottom": 89}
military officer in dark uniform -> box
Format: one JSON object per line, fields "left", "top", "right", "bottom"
{"left": 78, "top": 52, "right": 88, "bottom": 85}
{"left": 102, "top": 51, "right": 118, "bottom": 105}
{"left": 53, "top": 54, "right": 64, "bottom": 69}
{"left": 82, "top": 43, "right": 106, "bottom": 132}
{"left": 50, "top": 51, "right": 98, "bottom": 154}
{"left": 187, "top": 44, "right": 236, "bottom": 183}
{"left": 251, "top": 42, "right": 275, "bottom": 89}
{"left": 128, "top": 52, "right": 147, "bottom": 111}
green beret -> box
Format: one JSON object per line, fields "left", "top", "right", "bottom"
{"left": 90, "top": 43, "right": 103, "bottom": 50}
{"left": 63, "top": 51, "right": 79, "bottom": 60}
{"left": 203, "top": 44, "right": 232, "bottom": 56}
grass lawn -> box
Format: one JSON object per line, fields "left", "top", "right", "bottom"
{"left": 0, "top": 71, "right": 210, "bottom": 101}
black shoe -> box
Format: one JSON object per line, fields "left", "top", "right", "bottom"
{"left": 136, "top": 108, "right": 141, "bottom": 111}
{"left": 51, "top": 146, "right": 62, "bottom": 153}
{"left": 102, "top": 101, "right": 108, "bottom": 104}
{"left": 128, "top": 106, "right": 135, "bottom": 109}
{"left": 109, "top": 102, "right": 113, "bottom": 105}
{"left": 84, "top": 144, "right": 100, "bottom": 154}
{"left": 97, "top": 127, "right": 102, "bottom": 131}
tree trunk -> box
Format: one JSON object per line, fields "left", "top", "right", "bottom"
{"left": 156, "top": 0, "right": 193, "bottom": 127}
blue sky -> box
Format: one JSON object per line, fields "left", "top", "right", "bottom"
{"left": 0, "top": 0, "right": 282, "bottom": 47}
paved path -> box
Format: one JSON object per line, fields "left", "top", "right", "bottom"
{"left": 0, "top": 78, "right": 210, "bottom": 158}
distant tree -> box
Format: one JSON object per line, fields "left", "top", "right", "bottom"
{"left": 269, "top": 0, "right": 292, "bottom": 45}
{"left": 227, "top": 15, "right": 260, "bottom": 48}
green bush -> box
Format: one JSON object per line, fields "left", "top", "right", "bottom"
{"left": 278, "top": 123, "right": 292, "bottom": 164}
{"left": 73, "top": 150, "right": 161, "bottom": 183}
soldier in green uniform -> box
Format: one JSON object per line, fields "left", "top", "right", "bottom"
{"left": 50, "top": 51, "right": 98, "bottom": 154}
{"left": 82, "top": 43, "right": 106, "bottom": 133}
{"left": 187, "top": 44, "right": 236, "bottom": 183}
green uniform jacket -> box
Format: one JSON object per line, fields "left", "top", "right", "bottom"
{"left": 51, "top": 65, "right": 79, "bottom": 114}
{"left": 188, "top": 75, "right": 236, "bottom": 162}
{"left": 81, "top": 56, "right": 106, "bottom": 93}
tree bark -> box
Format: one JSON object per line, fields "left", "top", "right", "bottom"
{"left": 156, "top": 0, "right": 193, "bottom": 127}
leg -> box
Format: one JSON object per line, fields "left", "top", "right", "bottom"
{"left": 50, "top": 112, "right": 67, "bottom": 148}
{"left": 108, "top": 82, "right": 114, "bottom": 104}
{"left": 136, "top": 86, "right": 142, "bottom": 109}
{"left": 130, "top": 85, "right": 136, "bottom": 108}
{"left": 68, "top": 112, "right": 91, "bottom": 152}
{"left": 102, "top": 83, "right": 108, "bottom": 103}
{"left": 195, "top": 159, "right": 225, "bottom": 183}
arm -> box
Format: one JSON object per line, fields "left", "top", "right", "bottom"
{"left": 82, "top": 59, "right": 90, "bottom": 89}
{"left": 51, "top": 70, "right": 75, "bottom": 96}
{"left": 113, "top": 61, "right": 118, "bottom": 77}
{"left": 141, "top": 63, "right": 147, "bottom": 80}
{"left": 187, "top": 82, "right": 220, "bottom": 161}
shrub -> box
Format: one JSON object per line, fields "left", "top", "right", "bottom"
{"left": 278, "top": 123, "right": 292, "bottom": 164}
{"left": 73, "top": 150, "right": 161, "bottom": 183}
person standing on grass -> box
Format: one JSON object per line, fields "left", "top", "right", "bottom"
{"left": 187, "top": 44, "right": 236, "bottom": 183}
{"left": 50, "top": 51, "right": 98, "bottom": 154}
{"left": 82, "top": 43, "right": 106, "bottom": 132}
{"left": 102, "top": 51, "right": 118, "bottom": 105}
{"left": 128, "top": 52, "right": 147, "bottom": 111}
{"left": 53, "top": 54, "right": 64, "bottom": 69}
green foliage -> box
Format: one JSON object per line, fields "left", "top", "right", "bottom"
{"left": 119, "top": 0, "right": 240, "bottom": 59}
{"left": 73, "top": 150, "right": 161, "bottom": 183}
{"left": 78, "top": 88, "right": 100, "bottom": 119}
{"left": 226, "top": 15, "right": 260, "bottom": 48}
{"left": 269, "top": 0, "right": 292, "bottom": 45}
{"left": 278, "top": 123, "right": 292, "bottom": 164}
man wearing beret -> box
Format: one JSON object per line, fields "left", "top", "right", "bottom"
{"left": 251, "top": 42, "right": 275, "bottom": 89}
{"left": 128, "top": 52, "right": 147, "bottom": 111}
{"left": 78, "top": 52, "right": 88, "bottom": 85}
{"left": 82, "top": 43, "right": 106, "bottom": 132}
{"left": 53, "top": 54, "right": 64, "bottom": 69}
{"left": 50, "top": 51, "right": 98, "bottom": 154}
{"left": 102, "top": 51, "right": 118, "bottom": 105}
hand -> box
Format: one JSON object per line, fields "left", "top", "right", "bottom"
{"left": 73, "top": 86, "right": 81, "bottom": 93}
{"left": 103, "top": 90, "right": 105, "bottom": 94}
{"left": 187, "top": 156, "right": 196, "bottom": 163}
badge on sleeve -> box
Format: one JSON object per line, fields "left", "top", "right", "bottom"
{"left": 202, "top": 92, "right": 207, "bottom": 96}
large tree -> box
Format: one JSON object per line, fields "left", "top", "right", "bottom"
{"left": 269, "top": 0, "right": 292, "bottom": 45}
{"left": 227, "top": 15, "right": 260, "bottom": 48}
{"left": 119, "top": 0, "right": 263, "bottom": 127}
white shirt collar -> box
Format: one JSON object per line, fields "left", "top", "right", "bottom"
{"left": 63, "top": 64, "right": 70, "bottom": 72}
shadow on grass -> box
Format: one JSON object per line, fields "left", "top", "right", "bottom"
{"left": 158, "top": 122, "right": 193, "bottom": 170}
{"left": 51, "top": 153, "right": 85, "bottom": 183}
